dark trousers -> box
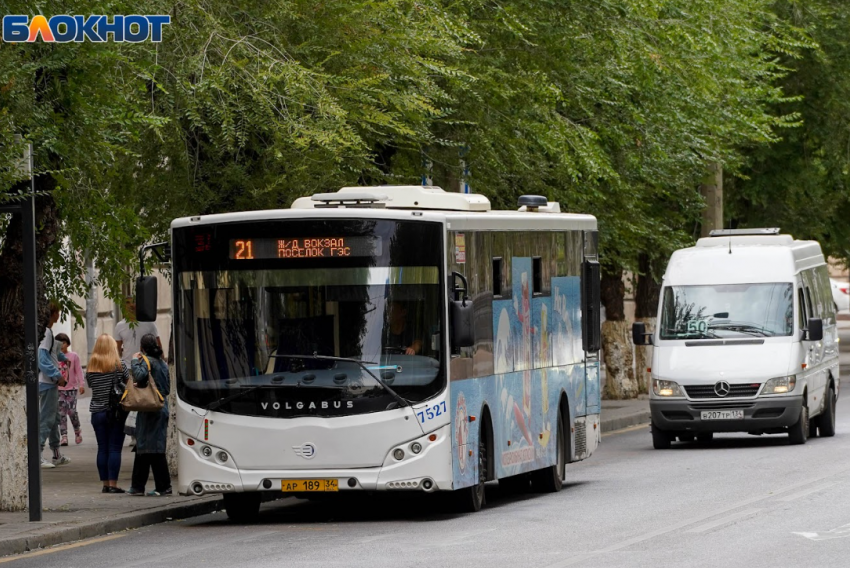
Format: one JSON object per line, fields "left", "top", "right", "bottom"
{"left": 131, "top": 453, "right": 171, "bottom": 492}
{"left": 91, "top": 411, "right": 126, "bottom": 481}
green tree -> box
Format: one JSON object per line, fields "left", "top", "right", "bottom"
{"left": 730, "top": 0, "right": 850, "bottom": 262}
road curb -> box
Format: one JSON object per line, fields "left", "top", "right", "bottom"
{"left": 0, "top": 496, "right": 222, "bottom": 559}
{"left": 601, "top": 411, "right": 652, "bottom": 433}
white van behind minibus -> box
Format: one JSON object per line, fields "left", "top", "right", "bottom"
{"left": 633, "top": 228, "right": 839, "bottom": 448}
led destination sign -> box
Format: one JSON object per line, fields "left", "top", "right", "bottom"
{"left": 229, "top": 237, "right": 381, "bottom": 260}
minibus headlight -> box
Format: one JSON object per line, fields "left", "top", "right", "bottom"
{"left": 652, "top": 379, "right": 683, "bottom": 398}
{"left": 763, "top": 376, "right": 796, "bottom": 394}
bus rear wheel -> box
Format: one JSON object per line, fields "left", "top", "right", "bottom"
{"left": 223, "top": 492, "right": 262, "bottom": 522}
{"left": 531, "top": 415, "right": 565, "bottom": 493}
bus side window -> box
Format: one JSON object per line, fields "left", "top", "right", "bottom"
{"left": 532, "top": 257, "right": 542, "bottom": 296}
{"left": 493, "top": 257, "right": 503, "bottom": 297}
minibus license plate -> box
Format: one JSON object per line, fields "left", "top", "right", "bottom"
{"left": 281, "top": 479, "right": 339, "bottom": 492}
{"left": 700, "top": 410, "right": 744, "bottom": 420}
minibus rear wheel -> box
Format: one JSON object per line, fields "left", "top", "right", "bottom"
{"left": 651, "top": 423, "right": 671, "bottom": 449}
{"left": 816, "top": 385, "right": 837, "bottom": 437}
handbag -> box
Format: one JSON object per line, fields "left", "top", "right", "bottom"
{"left": 120, "top": 355, "right": 164, "bottom": 412}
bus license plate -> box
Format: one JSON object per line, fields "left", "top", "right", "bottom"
{"left": 700, "top": 410, "right": 744, "bottom": 420}
{"left": 281, "top": 479, "right": 339, "bottom": 492}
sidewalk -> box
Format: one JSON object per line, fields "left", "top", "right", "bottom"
{"left": 0, "top": 393, "right": 651, "bottom": 558}
{"left": 0, "top": 396, "right": 222, "bottom": 558}
{"left": 600, "top": 397, "right": 650, "bottom": 433}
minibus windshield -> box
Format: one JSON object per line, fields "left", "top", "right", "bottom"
{"left": 660, "top": 283, "right": 793, "bottom": 340}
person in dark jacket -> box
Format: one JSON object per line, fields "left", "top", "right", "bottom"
{"left": 127, "top": 334, "right": 172, "bottom": 496}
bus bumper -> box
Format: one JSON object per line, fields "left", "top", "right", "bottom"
{"left": 178, "top": 424, "right": 454, "bottom": 496}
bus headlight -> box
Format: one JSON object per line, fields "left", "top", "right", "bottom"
{"left": 652, "top": 379, "right": 683, "bottom": 398}
{"left": 763, "top": 376, "right": 796, "bottom": 394}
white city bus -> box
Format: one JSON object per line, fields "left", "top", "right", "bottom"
{"left": 138, "top": 186, "right": 602, "bottom": 519}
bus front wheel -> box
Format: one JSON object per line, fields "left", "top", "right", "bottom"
{"left": 455, "top": 428, "right": 488, "bottom": 513}
{"left": 223, "top": 492, "right": 262, "bottom": 522}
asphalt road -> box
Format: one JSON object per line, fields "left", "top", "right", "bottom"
{"left": 5, "top": 401, "right": 850, "bottom": 568}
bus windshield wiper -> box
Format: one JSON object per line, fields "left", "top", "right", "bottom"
{"left": 707, "top": 323, "right": 775, "bottom": 337}
{"left": 204, "top": 385, "right": 262, "bottom": 411}
{"left": 272, "top": 353, "right": 409, "bottom": 408}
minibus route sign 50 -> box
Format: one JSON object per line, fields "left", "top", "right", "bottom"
{"left": 2, "top": 15, "right": 170, "bottom": 43}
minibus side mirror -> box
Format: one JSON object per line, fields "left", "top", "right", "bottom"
{"left": 632, "top": 322, "right": 653, "bottom": 346}
{"left": 136, "top": 276, "right": 158, "bottom": 322}
{"left": 804, "top": 318, "right": 823, "bottom": 342}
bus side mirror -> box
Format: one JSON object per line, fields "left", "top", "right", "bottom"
{"left": 136, "top": 276, "right": 158, "bottom": 322}
{"left": 804, "top": 318, "right": 823, "bottom": 342}
{"left": 632, "top": 322, "right": 653, "bottom": 346}
{"left": 450, "top": 300, "right": 475, "bottom": 349}
{"left": 581, "top": 260, "right": 601, "bottom": 352}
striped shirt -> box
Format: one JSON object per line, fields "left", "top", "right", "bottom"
{"left": 86, "top": 362, "right": 129, "bottom": 414}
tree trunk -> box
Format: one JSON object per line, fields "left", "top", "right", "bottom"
{"left": 0, "top": 385, "right": 27, "bottom": 511}
{"left": 85, "top": 253, "right": 97, "bottom": 360}
{"left": 0, "top": 190, "right": 60, "bottom": 511}
{"left": 600, "top": 267, "right": 637, "bottom": 399}
{"left": 700, "top": 163, "right": 723, "bottom": 237}
{"left": 634, "top": 254, "right": 662, "bottom": 394}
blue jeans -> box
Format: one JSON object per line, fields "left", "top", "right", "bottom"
{"left": 91, "top": 411, "right": 126, "bottom": 481}
{"left": 38, "top": 387, "right": 60, "bottom": 451}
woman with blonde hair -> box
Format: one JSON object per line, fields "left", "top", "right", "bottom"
{"left": 85, "top": 334, "right": 129, "bottom": 493}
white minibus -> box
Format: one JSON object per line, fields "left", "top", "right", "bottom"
{"left": 634, "top": 228, "right": 839, "bottom": 448}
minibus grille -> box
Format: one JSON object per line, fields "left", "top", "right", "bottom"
{"left": 683, "top": 384, "right": 760, "bottom": 399}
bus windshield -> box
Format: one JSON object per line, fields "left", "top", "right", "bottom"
{"left": 173, "top": 219, "right": 444, "bottom": 418}
{"left": 660, "top": 283, "right": 794, "bottom": 340}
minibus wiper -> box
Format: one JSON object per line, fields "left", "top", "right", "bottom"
{"left": 272, "top": 354, "right": 409, "bottom": 408}
{"left": 707, "top": 323, "right": 775, "bottom": 337}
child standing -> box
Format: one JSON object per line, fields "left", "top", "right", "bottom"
{"left": 55, "top": 333, "right": 85, "bottom": 446}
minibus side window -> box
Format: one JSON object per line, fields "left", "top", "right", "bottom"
{"left": 805, "top": 287, "right": 815, "bottom": 318}
{"left": 798, "top": 288, "right": 809, "bottom": 328}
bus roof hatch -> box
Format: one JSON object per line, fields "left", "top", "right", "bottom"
{"left": 291, "top": 186, "right": 491, "bottom": 212}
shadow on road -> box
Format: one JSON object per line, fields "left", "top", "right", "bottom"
{"left": 665, "top": 433, "right": 841, "bottom": 451}
{"left": 194, "top": 480, "right": 591, "bottom": 526}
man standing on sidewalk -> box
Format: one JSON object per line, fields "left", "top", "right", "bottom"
{"left": 114, "top": 297, "right": 161, "bottom": 364}
{"left": 38, "top": 301, "right": 71, "bottom": 468}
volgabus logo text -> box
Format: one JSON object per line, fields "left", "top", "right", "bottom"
{"left": 2, "top": 15, "right": 170, "bottom": 43}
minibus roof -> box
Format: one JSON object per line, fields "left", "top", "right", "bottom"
{"left": 665, "top": 234, "right": 825, "bottom": 286}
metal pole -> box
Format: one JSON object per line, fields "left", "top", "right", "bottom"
{"left": 21, "top": 143, "right": 41, "bottom": 521}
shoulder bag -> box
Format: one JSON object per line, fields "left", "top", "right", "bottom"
{"left": 120, "top": 355, "right": 164, "bottom": 412}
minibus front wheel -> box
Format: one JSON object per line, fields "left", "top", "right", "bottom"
{"left": 651, "top": 422, "right": 672, "bottom": 450}
{"left": 788, "top": 403, "right": 809, "bottom": 445}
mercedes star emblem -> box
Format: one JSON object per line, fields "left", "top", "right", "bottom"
{"left": 714, "top": 381, "right": 731, "bottom": 398}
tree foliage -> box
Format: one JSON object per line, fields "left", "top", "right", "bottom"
{"left": 730, "top": 0, "right": 850, "bottom": 262}
{"left": 0, "top": 0, "right": 825, "bottom": 325}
